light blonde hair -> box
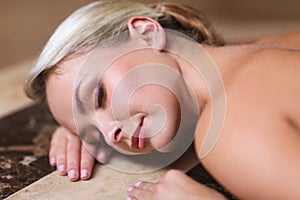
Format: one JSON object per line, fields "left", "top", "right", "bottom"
{"left": 24, "top": 0, "right": 224, "bottom": 101}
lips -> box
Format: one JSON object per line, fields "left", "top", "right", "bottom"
{"left": 131, "top": 118, "right": 145, "bottom": 149}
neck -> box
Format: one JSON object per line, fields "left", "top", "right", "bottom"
{"left": 174, "top": 43, "right": 256, "bottom": 112}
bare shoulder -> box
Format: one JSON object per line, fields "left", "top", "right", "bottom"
{"left": 254, "top": 31, "right": 300, "bottom": 50}
{"left": 194, "top": 48, "right": 300, "bottom": 198}
{"left": 248, "top": 47, "right": 300, "bottom": 127}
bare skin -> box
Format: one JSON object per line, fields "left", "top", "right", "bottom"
{"left": 196, "top": 47, "right": 300, "bottom": 199}
{"left": 127, "top": 33, "right": 300, "bottom": 200}
{"left": 46, "top": 17, "right": 300, "bottom": 199}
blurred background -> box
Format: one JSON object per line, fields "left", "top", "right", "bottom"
{"left": 0, "top": 0, "right": 300, "bottom": 116}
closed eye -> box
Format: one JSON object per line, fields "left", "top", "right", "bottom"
{"left": 96, "top": 84, "right": 105, "bottom": 108}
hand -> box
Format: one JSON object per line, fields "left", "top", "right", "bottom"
{"left": 127, "top": 169, "right": 226, "bottom": 200}
{"left": 49, "top": 126, "right": 111, "bottom": 181}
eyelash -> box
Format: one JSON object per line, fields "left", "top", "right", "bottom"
{"left": 96, "top": 84, "right": 105, "bottom": 108}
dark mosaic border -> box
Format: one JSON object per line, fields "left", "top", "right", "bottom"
{"left": 0, "top": 103, "right": 56, "bottom": 199}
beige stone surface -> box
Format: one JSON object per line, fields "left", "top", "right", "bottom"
{"left": 6, "top": 147, "right": 198, "bottom": 200}
{"left": 7, "top": 165, "right": 165, "bottom": 200}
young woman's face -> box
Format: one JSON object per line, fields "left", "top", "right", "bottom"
{"left": 46, "top": 49, "right": 183, "bottom": 155}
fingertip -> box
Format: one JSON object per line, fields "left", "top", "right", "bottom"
{"left": 135, "top": 181, "right": 142, "bottom": 187}
{"left": 127, "top": 186, "right": 134, "bottom": 192}
{"left": 58, "top": 164, "right": 67, "bottom": 175}
{"left": 80, "top": 169, "right": 90, "bottom": 180}
{"left": 96, "top": 151, "right": 107, "bottom": 164}
{"left": 68, "top": 169, "right": 79, "bottom": 182}
{"left": 127, "top": 186, "right": 140, "bottom": 199}
{"left": 49, "top": 157, "right": 56, "bottom": 166}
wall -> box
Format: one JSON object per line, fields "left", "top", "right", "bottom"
{"left": 0, "top": 0, "right": 94, "bottom": 69}
{"left": 0, "top": 0, "right": 299, "bottom": 69}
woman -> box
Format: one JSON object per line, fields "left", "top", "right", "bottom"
{"left": 24, "top": 1, "right": 300, "bottom": 199}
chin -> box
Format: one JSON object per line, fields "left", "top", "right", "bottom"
{"left": 149, "top": 134, "right": 175, "bottom": 152}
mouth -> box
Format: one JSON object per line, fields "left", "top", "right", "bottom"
{"left": 131, "top": 117, "right": 145, "bottom": 149}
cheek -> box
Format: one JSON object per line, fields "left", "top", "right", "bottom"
{"left": 128, "top": 85, "right": 180, "bottom": 115}
{"left": 129, "top": 85, "right": 181, "bottom": 146}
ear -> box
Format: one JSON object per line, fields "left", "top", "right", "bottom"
{"left": 128, "top": 17, "right": 166, "bottom": 50}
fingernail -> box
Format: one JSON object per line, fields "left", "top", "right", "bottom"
{"left": 58, "top": 165, "right": 65, "bottom": 174}
{"left": 68, "top": 170, "right": 76, "bottom": 180}
{"left": 126, "top": 197, "right": 132, "bottom": 200}
{"left": 97, "top": 152, "right": 107, "bottom": 163}
{"left": 127, "top": 186, "right": 134, "bottom": 192}
{"left": 81, "top": 169, "right": 88, "bottom": 179}
{"left": 50, "top": 157, "right": 56, "bottom": 166}
{"left": 135, "top": 181, "right": 142, "bottom": 187}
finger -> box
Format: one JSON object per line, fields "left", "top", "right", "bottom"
{"left": 126, "top": 196, "right": 137, "bottom": 200}
{"left": 95, "top": 147, "right": 113, "bottom": 164}
{"left": 49, "top": 133, "right": 58, "bottom": 166}
{"left": 49, "top": 137, "right": 57, "bottom": 166}
{"left": 66, "top": 135, "right": 81, "bottom": 181}
{"left": 50, "top": 130, "right": 68, "bottom": 176}
{"left": 135, "top": 181, "right": 156, "bottom": 191}
{"left": 80, "top": 146, "right": 95, "bottom": 180}
{"left": 49, "top": 127, "right": 63, "bottom": 166}
{"left": 127, "top": 186, "right": 153, "bottom": 200}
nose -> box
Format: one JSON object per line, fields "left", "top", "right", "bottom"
{"left": 106, "top": 126, "right": 123, "bottom": 145}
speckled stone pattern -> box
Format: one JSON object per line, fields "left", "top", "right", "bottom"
{"left": 0, "top": 103, "right": 236, "bottom": 199}
{"left": 0, "top": 103, "right": 56, "bottom": 199}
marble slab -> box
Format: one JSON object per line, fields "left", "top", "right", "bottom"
{"left": 6, "top": 147, "right": 197, "bottom": 200}
{"left": 6, "top": 140, "right": 236, "bottom": 200}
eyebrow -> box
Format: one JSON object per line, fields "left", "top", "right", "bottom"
{"left": 75, "top": 81, "right": 86, "bottom": 114}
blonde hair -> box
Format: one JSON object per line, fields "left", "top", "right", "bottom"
{"left": 24, "top": 0, "right": 224, "bottom": 101}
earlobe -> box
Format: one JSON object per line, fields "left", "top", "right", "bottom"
{"left": 128, "top": 17, "right": 166, "bottom": 50}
